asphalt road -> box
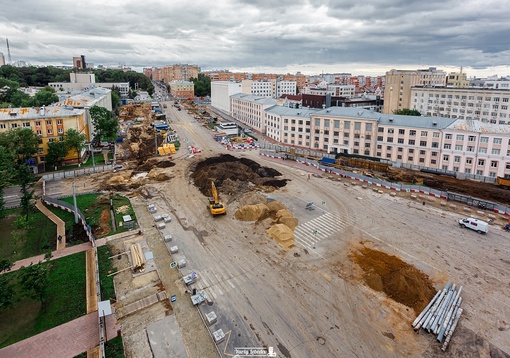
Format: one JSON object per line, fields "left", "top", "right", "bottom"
{"left": 3, "top": 185, "right": 21, "bottom": 208}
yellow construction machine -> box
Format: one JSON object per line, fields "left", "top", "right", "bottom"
{"left": 209, "top": 181, "right": 226, "bottom": 215}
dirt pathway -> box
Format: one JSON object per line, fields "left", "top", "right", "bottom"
{"left": 35, "top": 199, "right": 66, "bottom": 250}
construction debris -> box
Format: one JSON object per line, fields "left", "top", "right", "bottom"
{"left": 412, "top": 281, "right": 463, "bottom": 351}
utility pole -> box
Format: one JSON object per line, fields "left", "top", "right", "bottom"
{"left": 72, "top": 182, "right": 79, "bottom": 224}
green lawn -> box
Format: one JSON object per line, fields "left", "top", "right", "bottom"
{"left": 0, "top": 208, "right": 57, "bottom": 261}
{"left": 98, "top": 245, "right": 116, "bottom": 301}
{"left": 46, "top": 206, "right": 86, "bottom": 246}
{"left": 0, "top": 252, "right": 87, "bottom": 348}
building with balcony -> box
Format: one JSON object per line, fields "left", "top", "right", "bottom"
{"left": 152, "top": 64, "right": 199, "bottom": 82}
{"left": 383, "top": 67, "right": 446, "bottom": 114}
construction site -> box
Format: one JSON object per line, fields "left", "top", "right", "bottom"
{"left": 39, "top": 101, "right": 510, "bottom": 358}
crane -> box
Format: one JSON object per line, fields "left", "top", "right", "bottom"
{"left": 208, "top": 181, "right": 226, "bottom": 215}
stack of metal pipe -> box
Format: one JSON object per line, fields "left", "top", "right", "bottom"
{"left": 412, "top": 281, "right": 463, "bottom": 351}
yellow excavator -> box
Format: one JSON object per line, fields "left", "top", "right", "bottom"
{"left": 209, "top": 181, "right": 226, "bottom": 215}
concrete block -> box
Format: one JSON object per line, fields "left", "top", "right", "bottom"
{"left": 463, "top": 207, "right": 471, "bottom": 212}
{"left": 154, "top": 215, "right": 163, "bottom": 222}
{"left": 411, "top": 194, "right": 417, "bottom": 199}
{"left": 449, "top": 204, "right": 457, "bottom": 209}
{"left": 477, "top": 211, "right": 484, "bottom": 216}
{"left": 377, "top": 190, "right": 384, "bottom": 194}
{"left": 157, "top": 223, "right": 166, "bottom": 229}
{"left": 164, "top": 234, "right": 172, "bottom": 242}
{"left": 372, "top": 188, "right": 378, "bottom": 192}
{"left": 162, "top": 214, "right": 172, "bottom": 223}
{"left": 170, "top": 246, "right": 178, "bottom": 253}
{"left": 205, "top": 311, "right": 217, "bottom": 325}
{"left": 418, "top": 195, "right": 425, "bottom": 199}
{"left": 362, "top": 185, "right": 368, "bottom": 189}
{"left": 178, "top": 259, "right": 186, "bottom": 268}
{"left": 440, "top": 201, "right": 447, "bottom": 206}
{"left": 488, "top": 214, "right": 496, "bottom": 219}
{"left": 149, "top": 207, "right": 157, "bottom": 213}
{"left": 427, "top": 196, "right": 434, "bottom": 202}
{"left": 356, "top": 197, "right": 363, "bottom": 200}
{"left": 389, "top": 192, "right": 396, "bottom": 197}
{"left": 213, "top": 329, "right": 225, "bottom": 343}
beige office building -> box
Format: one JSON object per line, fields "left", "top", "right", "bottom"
{"left": 383, "top": 67, "right": 446, "bottom": 114}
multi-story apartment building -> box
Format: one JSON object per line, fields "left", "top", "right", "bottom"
{"left": 203, "top": 71, "right": 248, "bottom": 82}
{"left": 410, "top": 87, "right": 510, "bottom": 125}
{"left": 0, "top": 53, "right": 5, "bottom": 66}
{"left": 143, "top": 67, "right": 152, "bottom": 79}
{"left": 211, "top": 81, "right": 242, "bottom": 113}
{"left": 469, "top": 77, "right": 510, "bottom": 90}
{"left": 230, "top": 93, "right": 277, "bottom": 133}
{"left": 383, "top": 67, "right": 446, "bottom": 114}
{"left": 72, "top": 55, "right": 87, "bottom": 69}
{"left": 152, "top": 64, "right": 199, "bottom": 82}
{"left": 169, "top": 81, "right": 194, "bottom": 99}
{"left": 0, "top": 106, "right": 88, "bottom": 165}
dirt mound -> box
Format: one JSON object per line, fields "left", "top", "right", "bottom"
{"left": 147, "top": 168, "right": 169, "bottom": 181}
{"left": 191, "top": 154, "right": 288, "bottom": 196}
{"left": 137, "top": 158, "right": 175, "bottom": 172}
{"left": 275, "top": 209, "right": 298, "bottom": 230}
{"left": 239, "top": 192, "right": 267, "bottom": 207}
{"left": 266, "top": 201, "right": 286, "bottom": 212}
{"left": 108, "top": 175, "right": 128, "bottom": 185}
{"left": 235, "top": 203, "right": 269, "bottom": 221}
{"left": 350, "top": 247, "right": 436, "bottom": 313}
{"left": 267, "top": 224, "right": 294, "bottom": 250}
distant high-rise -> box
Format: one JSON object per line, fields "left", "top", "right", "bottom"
{"left": 0, "top": 52, "right": 5, "bottom": 66}
{"left": 73, "top": 55, "right": 87, "bottom": 69}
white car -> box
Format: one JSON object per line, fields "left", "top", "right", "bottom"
{"left": 458, "top": 217, "right": 488, "bottom": 233}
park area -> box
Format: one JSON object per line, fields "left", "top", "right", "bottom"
{"left": 0, "top": 193, "right": 132, "bottom": 353}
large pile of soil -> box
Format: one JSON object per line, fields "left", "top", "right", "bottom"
{"left": 351, "top": 247, "right": 436, "bottom": 313}
{"left": 191, "top": 154, "right": 288, "bottom": 196}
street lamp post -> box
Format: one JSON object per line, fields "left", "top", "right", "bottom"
{"left": 88, "top": 142, "right": 95, "bottom": 170}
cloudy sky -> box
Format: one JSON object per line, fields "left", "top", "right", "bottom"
{"left": 2, "top": 0, "right": 510, "bottom": 77}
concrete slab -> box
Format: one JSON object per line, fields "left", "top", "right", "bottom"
{"left": 147, "top": 314, "right": 188, "bottom": 358}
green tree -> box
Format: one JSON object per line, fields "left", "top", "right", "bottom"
{"left": 64, "top": 129, "right": 86, "bottom": 164}
{"left": 190, "top": 74, "right": 211, "bottom": 97}
{"left": 8, "top": 90, "right": 32, "bottom": 107}
{"left": 89, "top": 106, "right": 118, "bottom": 144}
{"left": 0, "top": 275, "right": 14, "bottom": 310}
{"left": 393, "top": 108, "right": 422, "bottom": 116}
{"left": 0, "top": 128, "right": 40, "bottom": 165}
{"left": 18, "top": 163, "right": 35, "bottom": 220}
{"left": 0, "top": 78, "right": 20, "bottom": 103}
{"left": 0, "top": 259, "right": 13, "bottom": 273}
{"left": 45, "top": 140, "right": 68, "bottom": 168}
{"left": 32, "top": 88, "right": 59, "bottom": 106}
{"left": 18, "top": 262, "right": 49, "bottom": 305}
{"left": 0, "top": 146, "right": 15, "bottom": 217}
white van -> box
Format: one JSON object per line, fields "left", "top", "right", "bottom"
{"left": 458, "top": 217, "right": 489, "bottom": 234}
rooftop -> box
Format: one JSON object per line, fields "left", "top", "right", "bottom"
{"left": 230, "top": 93, "right": 278, "bottom": 105}
{"left": 0, "top": 106, "right": 83, "bottom": 120}
{"left": 447, "top": 119, "right": 510, "bottom": 134}
{"left": 265, "top": 105, "right": 319, "bottom": 117}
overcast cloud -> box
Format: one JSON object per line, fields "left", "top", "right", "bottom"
{"left": 1, "top": 0, "right": 509, "bottom": 77}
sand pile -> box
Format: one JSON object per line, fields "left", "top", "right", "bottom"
{"left": 235, "top": 199, "right": 297, "bottom": 249}
{"left": 350, "top": 246, "right": 437, "bottom": 313}
{"left": 267, "top": 224, "right": 294, "bottom": 250}
{"left": 234, "top": 203, "right": 269, "bottom": 221}
{"left": 107, "top": 175, "right": 128, "bottom": 185}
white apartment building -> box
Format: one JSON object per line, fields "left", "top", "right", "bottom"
{"left": 49, "top": 73, "right": 130, "bottom": 97}
{"left": 470, "top": 79, "right": 510, "bottom": 90}
{"left": 241, "top": 79, "right": 296, "bottom": 98}
{"left": 439, "top": 121, "right": 510, "bottom": 177}
{"left": 211, "top": 81, "right": 242, "bottom": 113}
{"left": 230, "top": 93, "right": 277, "bottom": 132}
{"left": 265, "top": 106, "right": 318, "bottom": 145}
{"left": 410, "top": 87, "right": 510, "bottom": 125}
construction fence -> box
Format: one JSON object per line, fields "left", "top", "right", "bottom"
{"left": 42, "top": 164, "right": 113, "bottom": 182}
{"left": 259, "top": 150, "right": 510, "bottom": 216}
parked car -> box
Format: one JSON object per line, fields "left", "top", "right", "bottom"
{"left": 458, "top": 217, "right": 489, "bottom": 233}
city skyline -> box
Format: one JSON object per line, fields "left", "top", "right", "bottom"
{"left": 2, "top": 0, "right": 510, "bottom": 77}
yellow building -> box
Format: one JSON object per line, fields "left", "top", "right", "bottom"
{"left": 153, "top": 64, "right": 199, "bottom": 82}
{"left": 0, "top": 106, "right": 89, "bottom": 164}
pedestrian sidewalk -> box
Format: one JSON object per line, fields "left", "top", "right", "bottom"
{"left": 6, "top": 238, "right": 106, "bottom": 273}
{"left": 35, "top": 199, "right": 67, "bottom": 250}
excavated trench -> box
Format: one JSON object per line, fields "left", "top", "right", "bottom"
{"left": 191, "top": 154, "right": 289, "bottom": 197}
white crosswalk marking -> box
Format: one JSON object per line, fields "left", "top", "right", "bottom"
{"left": 294, "top": 212, "right": 351, "bottom": 249}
